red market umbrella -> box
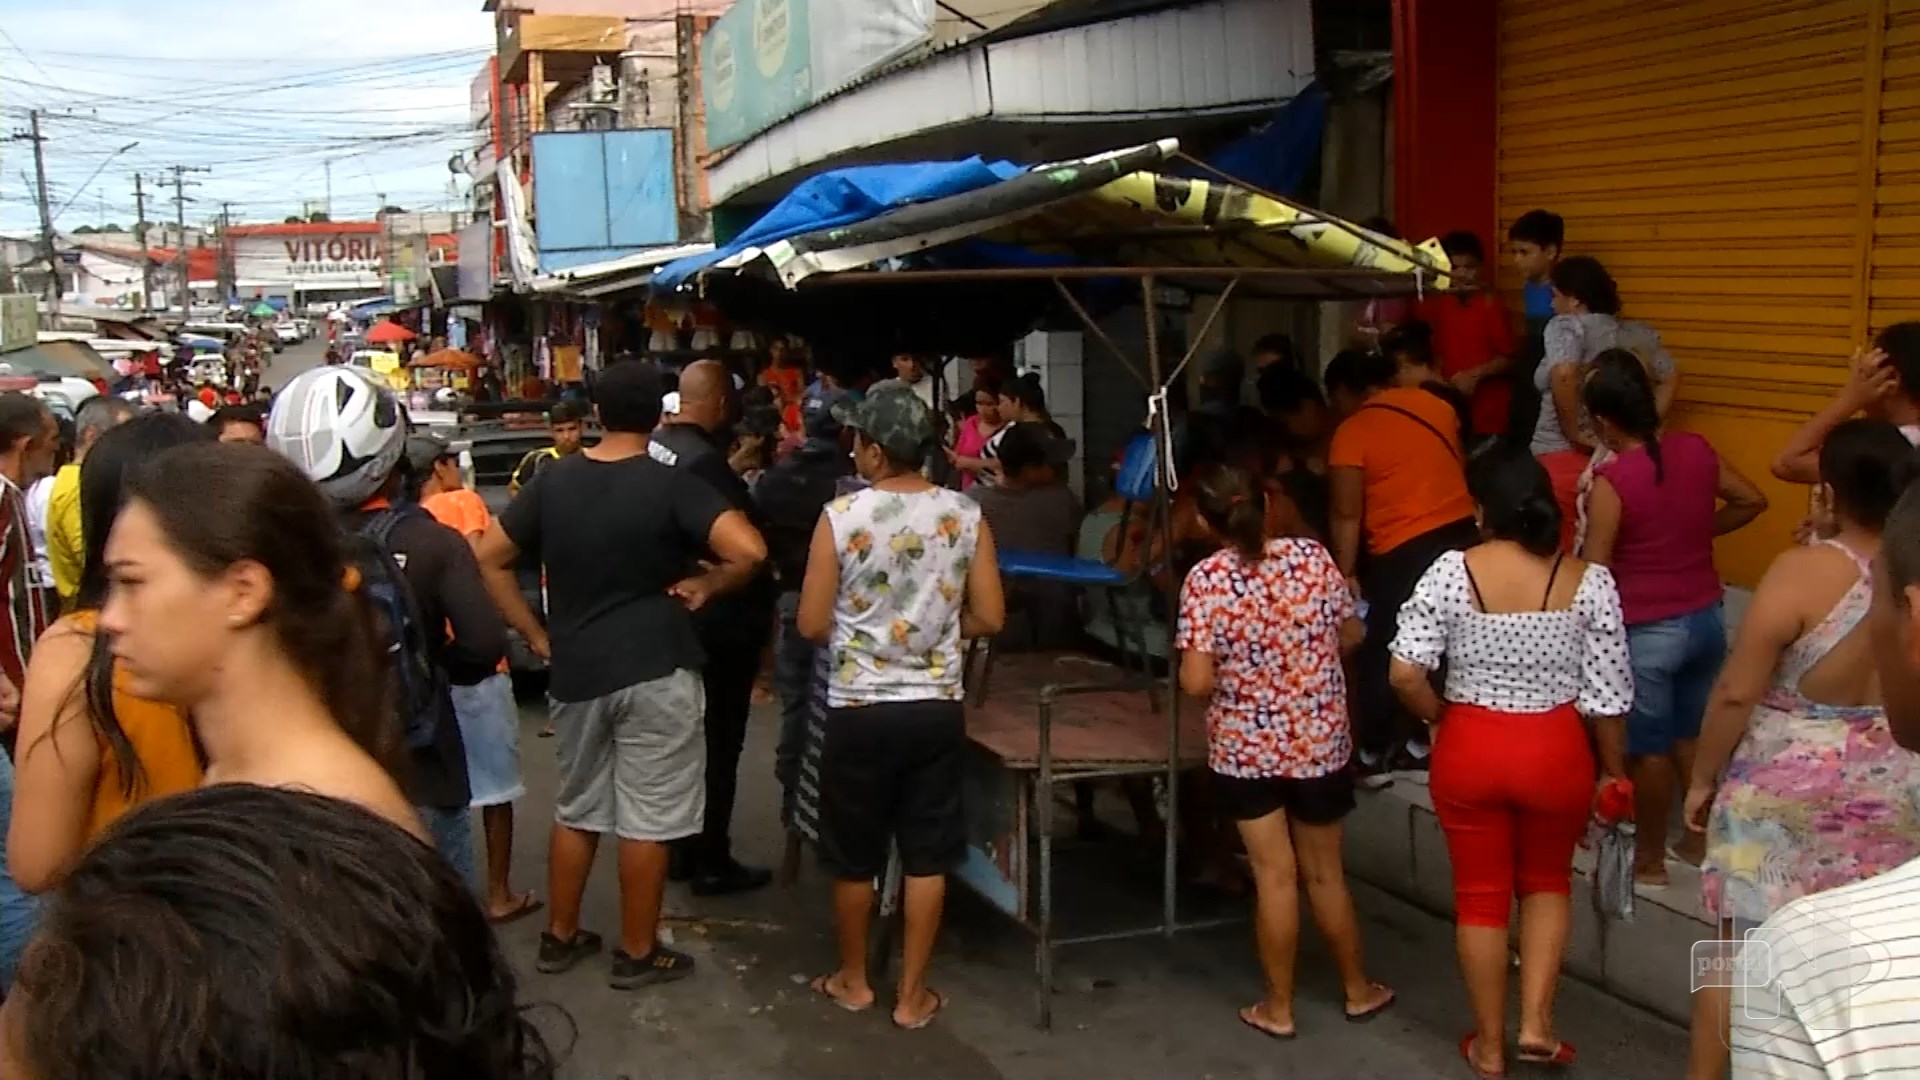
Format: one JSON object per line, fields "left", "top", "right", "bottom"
{"left": 364, "top": 320, "right": 417, "bottom": 346}
{"left": 408, "top": 348, "right": 480, "bottom": 371}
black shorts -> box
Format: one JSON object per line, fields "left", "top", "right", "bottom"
{"left": 1211, "top": 768, "right": 1355, "bottom": 826}
{"left": 818, "top": 700, "right": 966, "bottom": 880}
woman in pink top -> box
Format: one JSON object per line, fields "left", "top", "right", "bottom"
{"left": 946, "top": 376, "right": 1004, "bottom": 490}
{"left": 1580, "top": 350, "right": 1768, "bottom": 883}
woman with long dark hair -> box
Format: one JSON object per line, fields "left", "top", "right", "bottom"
{"left": 1580, "top": 350, "right": 1767, "bottom": 884}
{"left": 1683, "top": 420, "right": 1920, "bottom": 1080}
{"left": 2, "top": 785, "right": 560, "bottom": 1080}
{"left": 96, "top": 442, "right": 420, "bottom": 838}
{"left": 9, "top": 414, "right": 211, "bottom": 895}
{"left": 1389, "top": 446, "right": 1633, "bottom": 1077}
{"left": 1177, "top": 463, "right": 1392, "bottom": 1038}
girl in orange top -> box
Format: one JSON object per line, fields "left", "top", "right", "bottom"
{"left": 9, "top": 414, "right": 210, "bottom": 893}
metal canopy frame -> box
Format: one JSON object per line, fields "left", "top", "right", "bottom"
{"left": 793, "top": 262, "right": 1317, "bottom": 1030}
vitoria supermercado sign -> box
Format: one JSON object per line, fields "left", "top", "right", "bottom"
{"left": 229, "top": 222, "right": 386, "bottom": 290}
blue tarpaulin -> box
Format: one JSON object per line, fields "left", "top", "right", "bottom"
{"left": 652, "top": 156, "right": 1023, "bottom": 290}
{"left": 1178, "top": 83, "right": 1327, "bottom": 199}
{"left": 349, "top": 298, "right": 397, "bottom": 321}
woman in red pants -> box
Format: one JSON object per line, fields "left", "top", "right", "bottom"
{"left": 1388, "top": 446, "right": 1632, "bottom": 1079}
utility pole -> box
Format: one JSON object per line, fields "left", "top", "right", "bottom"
{"left": 133, "top": 174, "right": 153, "bottom": 313}
{"left": 9, "top": 111, "right": 61, "bottom": 312}
{"left": 168, "top": 165, "right": 210, "bottom": 315}
{"left": 217, "top": 201, "right": 234, "bottom": 302}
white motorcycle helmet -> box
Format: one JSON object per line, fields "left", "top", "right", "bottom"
{"left": 267, "top": 365, "right": 407, "bottom": 508}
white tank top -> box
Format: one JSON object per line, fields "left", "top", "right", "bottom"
{"left": 823, "top": 486, "right": 981, "bottom": 708}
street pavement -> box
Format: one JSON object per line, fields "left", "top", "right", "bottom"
{"left": 490, "top": 694, "right": 1689, "bottom": 1079}
{"left": 261, "top": 334, "right": 333, "bottom": 387}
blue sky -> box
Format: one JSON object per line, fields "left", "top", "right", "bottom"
{"left": 0, "top": 0, "right": 496, "bottom": 235}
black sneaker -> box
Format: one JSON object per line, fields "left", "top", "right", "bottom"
{"left": 690, "top": 857, "right": 773, "bottom": 897}
{"left": 535, "top": 929, "right": 603, "bottom": 975}
{"left": 610, "top": 944, "right": 696, "bottom": 990}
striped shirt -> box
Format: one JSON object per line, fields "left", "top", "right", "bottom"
{"left": 0, "top": 476, "right": 47, "bottom": 693}
{"left": 1731, "top": 855, "right": 1920, "bottom": 1079}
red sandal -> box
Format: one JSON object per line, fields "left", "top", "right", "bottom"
{"left": 1460, "top": 1033, "right": 1505, "bottom": 1079}
{"left": 1516, "top": 1040, "right": 1575, "bottom": 1068}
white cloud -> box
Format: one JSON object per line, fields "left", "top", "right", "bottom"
{"left": 0, "top": 0, "right": 497, "bottom": 230}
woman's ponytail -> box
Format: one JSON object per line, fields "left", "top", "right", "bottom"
{"left": 1195, "top": 464, "right": 1268, "bottom": 562}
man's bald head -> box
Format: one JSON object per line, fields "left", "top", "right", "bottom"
{"left": 676, "top": 360, "right": 733, "bottom": 432}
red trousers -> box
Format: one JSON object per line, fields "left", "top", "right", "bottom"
{"left": 1538, "top": 448, "right": 1590, "bottom": 554}
{"left": 1430, "top": 701, "right": 1594, "bottom": 928}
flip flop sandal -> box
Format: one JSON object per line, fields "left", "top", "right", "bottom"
{"left": 1344, "top": 984, "right": 1397, "bottom": 1023}
{"left": 1460, "top": 1033, "right": 1505, "bottom": 1080}
{"left": 486, "top": 894, "right": 544, "bottom": 926}
{"left": 1238, "top": 1004, "right": 1297, "bottom": 1041}
{"left": 892, "top": 989, "right": 947, "bottom": 1030}
{"left": 1515, "top": 1040, "right": 1575, "bottom": 1067}
{"left": 809, "top": 974, "right": 872, "bottom": 1014}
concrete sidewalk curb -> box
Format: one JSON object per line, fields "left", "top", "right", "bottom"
{"left": 1344, "top": 774, "right": 1708, "bottom": 1025}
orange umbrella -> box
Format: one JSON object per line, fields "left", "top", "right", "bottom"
{"left": 408, "top": 348, "right": 481, "bottom": 371}
{"left": 364, "top": 320, "right": 416, "bottom": 346}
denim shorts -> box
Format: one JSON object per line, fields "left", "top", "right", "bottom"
{"left": 1627, "top": 602, "right": 1727, "bottom": 756}
{"left": 451, "top": 672, "right": 526, "bottom": 808}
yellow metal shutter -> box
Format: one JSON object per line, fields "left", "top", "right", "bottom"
{"left": 1497, "top": 0, "right": 1881, "bottom": 587}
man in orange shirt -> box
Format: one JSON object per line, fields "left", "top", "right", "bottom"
{"left": 1421, "top": 231, "right": 1515, "bottom": 442}
{"left": 411, "top": 435, "right": 541, "bottom": 925}
{"left": 1327, "top": 350, "right": 1478, "bottom": 774}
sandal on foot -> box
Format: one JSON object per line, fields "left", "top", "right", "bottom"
{"left": 1344, "top": 984, "right": 1396, "bottom": 1023}
{"left": 1516, "top": 1040, "right": 1575, "bottom": 1067}
{"left": 892, "top": 989, "right": 947, "bottom": 1030}
{"left": 1460, "top": 1034, "right": 1505, "bottom": 1079}
{"left": 1238, "top": 1003, "right": 1297, "bottom": 1040}
{"left": 809, "top": 974, "right": 873, "bottom": 1013}
{"left": 487, "top": 893, "right": 543, "bottom": 926}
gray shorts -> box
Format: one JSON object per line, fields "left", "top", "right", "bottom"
{"left": 548, "top": 669, "right": 705, "bottom": 842}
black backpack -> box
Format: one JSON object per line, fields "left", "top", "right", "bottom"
{"left": 347, "top": 507, "right": 445, "bottom": 752}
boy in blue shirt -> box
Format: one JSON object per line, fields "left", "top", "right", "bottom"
{"left": 1505, "top": 209, "right": 1564, "bottom": 443}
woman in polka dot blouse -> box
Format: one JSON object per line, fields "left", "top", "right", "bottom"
{"left": 1387, "top": 445, "right": 1633, "bottom": 1077}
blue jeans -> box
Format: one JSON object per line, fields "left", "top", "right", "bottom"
{"left": 773, "top": 592, "right": 816, "bottom": 827}
{"left": 0, "top": 753, "right": 40, "bottom": 990}
{"left": 1626, "top": 602, "right": 1727, "bottom": 757}
{"left": 418, "top": 804, "right": 477, "bottom": 894}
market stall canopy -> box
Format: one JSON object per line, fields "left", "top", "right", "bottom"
{"left": 409, "top": 348, "right": 480, "bottom": 371}
{"left": 530, "top": 242, "right": 716, "bottom": 298}
{"left": 655, "top": 138, "right": 1452, "bottom": 298}
{"left": 365, "top": 321, "right": 416, "bottom": 346}
{"left": 248, "top": 302, "right": 277, "bottom": 318}
{"left": 0, "top": 340, "right": 116, "bottom": 382}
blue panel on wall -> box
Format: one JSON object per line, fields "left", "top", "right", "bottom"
{"left": 603, "top": 129, "right": 677, "bottom": 249}
{"left": 531, "top": 132, "right": 611, "bottom": 254}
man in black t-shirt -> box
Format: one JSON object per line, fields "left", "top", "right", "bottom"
{"left": 649, "top": 359, "right": 779, "bottom": 896}
{"left": 478, "top": 361, "right": 766, "bottom": 990}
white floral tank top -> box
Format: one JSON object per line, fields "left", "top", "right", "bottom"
{"left": 824, "top": 486, "right": 981, "bottom": 708}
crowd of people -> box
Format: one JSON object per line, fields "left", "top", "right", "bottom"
{"left": 0, "top": 201, "right": 1915, "bottom": 1079}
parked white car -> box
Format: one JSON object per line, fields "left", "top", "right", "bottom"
{"left": 0, "top": 375, "right": 99, "bottom": 421}
{"left": 274, "top": 324, "right": 302, "bottom": 345}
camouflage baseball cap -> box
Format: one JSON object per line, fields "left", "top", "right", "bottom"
{"left": 832, "top": 378, "right": 935, "bottom": 461}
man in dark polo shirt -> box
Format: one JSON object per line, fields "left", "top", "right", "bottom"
{"left": 649, "top": 359, "right": 778, "bottom": 895}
